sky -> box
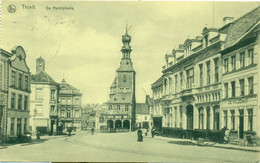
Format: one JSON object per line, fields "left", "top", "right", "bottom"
{"left": 2, "top": 1, "right": 260, "bottom": 104}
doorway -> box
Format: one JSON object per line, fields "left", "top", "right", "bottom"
{"left": 186, "top": 105, "right": 193, "bottom": 130}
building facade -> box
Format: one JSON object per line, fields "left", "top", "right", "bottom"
{"left": 136, "top": 103, "right": 151, "bottom": 129}
{"left": 220, "top": 16, "right": 260, "bottom": 139}
{"left": 30, "top": 57, "right": 59, "bottom": 135}
{"left": 0, "top": 49, "right": 12, "bottom": 142}
{"left": 7, "top": 46, "right": 31, "bottom": 139}
{"left": 59, "top": 79, "right": 82, "bottom": 131}
{"left": 104, "top": 28, "right": 136, "bottom": 132}
{"left": 151, "top": 7, "right": 260, "bottom": 140}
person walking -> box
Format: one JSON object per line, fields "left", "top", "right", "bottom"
{"left": 151, "top": 128, "right": 155, "bottom": 138}
{"left": 68, "top": 128, "right": 72, "bottom": 137}
{"left": 137, "top": 128, "right": 143, "bottom": 142}
{"left": 220, "top": 126, "right": 227, "bottom": 144}
{"left": 36, "top": 130, "right": 41, "bottom": 140}
{"left": 91, "top": 127, "right": 95, "bottom": 135}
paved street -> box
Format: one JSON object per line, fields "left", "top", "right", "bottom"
{"left": 0, "top": 131, "right": 259, "bottom": 162}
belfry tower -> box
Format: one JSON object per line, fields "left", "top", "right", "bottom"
{"left": 106, "top": 26, "right": 136, "bottom": 132}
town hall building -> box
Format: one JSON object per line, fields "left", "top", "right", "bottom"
{"left": 103, "top": 27, "right": 136, "bottom": 132}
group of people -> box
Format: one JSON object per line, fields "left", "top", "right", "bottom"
{"left": 137, "top": 127, "right": 156, "bottom": 142}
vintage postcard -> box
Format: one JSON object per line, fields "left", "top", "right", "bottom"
{"left": 0, "top": 1, "right": 260, "bottom": 162}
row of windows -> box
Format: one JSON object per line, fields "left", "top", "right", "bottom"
{"left": 11, "top": 71, "right": 29, "bottom": 91}
{"left": 11, "top": 93, "right": 28, "bottom": 110}
{"left": 10, "top": 118, "right": 28, "bottom": 136}
{"left": 164, "top": 106, "right": 183, "bottom": 128}
{"left": 223, "top": 109, "right": 253, "bottom": 131}
{"left": 60, "top": 97, "right": 80, "bottom": 105}
{"left": 35, "top": 88, "right": 57, "bottom": 100}
{"left": 61, "top": 110, "right": 81, "bottom": 118}
{"left": 163, "top": 57, "right": 219, "bottom": 94}
{"left": 224, "top": 77, "right": 254, "bottom": 98}
{"left": 109, "top": 105, "right": 129, "bottom": 111}
{"left": 223, "top": 48, "right": 254, "bottom": 73}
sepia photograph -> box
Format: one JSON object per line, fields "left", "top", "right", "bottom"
{"left": 0, "top": 0, "right": 260, "bottom": 162}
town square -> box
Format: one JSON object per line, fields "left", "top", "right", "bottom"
{"left": 0, "top": 1, "right": 260, "bottom": 162}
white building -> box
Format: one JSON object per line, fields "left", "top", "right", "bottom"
{"left": 30, "top": 57, "right": 59, "bottom": 135}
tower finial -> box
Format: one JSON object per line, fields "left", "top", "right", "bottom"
{"left": 62, "top": 73, "right": 66, "bottom": 83}
{"left": 126, "top": 22, "right": 128, "bottom": 35}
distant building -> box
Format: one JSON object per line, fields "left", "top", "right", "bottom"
{"left": 104, "top": 27, "right": 136, "bottom": 132}
{"left": 88, "top": 104, "right": 106, "bottom": 130}
{"left": 30, "top": 57, "right": 59, "bottom": 135}
{"left": 59, "top": 79, "right": 82, "bottom": 131}
{"left": 151, "top": 76, "right": 163, "bottom": 132}
{"left": 151, "top": 6, "right": 260, "bottom": 140}
{"left": 2, "top": 46, "right": 31, "bottom": 141}
{"left": 136, "top": 103, "right": 151, "bottom": 129}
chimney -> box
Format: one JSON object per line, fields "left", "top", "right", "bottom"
{"left": 223, "top": 17, "right": 234, "bottom": 25}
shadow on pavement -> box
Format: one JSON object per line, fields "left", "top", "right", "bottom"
{"left": 168, "top": 140, "right": 197, "bottom": 146}
{"left": 20, "top": 139, "right": 49, "bottom": 146}
{"left": 168, "top": 140, "right": 259, "bottom": 153}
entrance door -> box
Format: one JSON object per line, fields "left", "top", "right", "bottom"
{"left": 239, "top": 110, "right": 244, "bottom": 139}
{"left": 206, "top": 107, "right": 210, "bottom": 130}
{"left": 50, "top": 120, "right": 55, "bottom": 135}
{"left": 186, "top": 105, "right": 193, "bottom": 130}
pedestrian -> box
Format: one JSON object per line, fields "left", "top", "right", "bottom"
{"left": 151, "top": 128, "right": 155, "bottom": 138}
{"left": 91, "top": 127, "right": 95, "bottom": 135}
{"left": 137, "top": 128, "right": 143, "bottom": 142}
{"left": 68, "top": 128, "right": 72, "bottom": 137}
{"left": 36, "top": 130, "right": 41, "bottom": 140}
{"left": 220, "top": 126, "right": 227, "bottom": 144}
{"left": 224, "top": 129, "right": 230, "bottom": 144}
{"left": 145, "top": 127, "right": 148, "bottom": 136}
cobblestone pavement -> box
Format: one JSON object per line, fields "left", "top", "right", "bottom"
{"left": 0, "top": 131, "right": 259, "bottom": 162}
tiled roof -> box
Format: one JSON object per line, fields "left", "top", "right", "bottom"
{"left": 136, "top": 103, "right": 149, "bottom": 114}
{"left": 222, "top": 6, "right": 260, "bottom": 48}
{"left": 110, "top": 77, "right": 117, "bottom": 88}
{"left": 59, "top": 79, "right": 82, "bottom": 95}
{"left": 31, "top": 71, "right": 58, "bottom": 85}
{"left": 107, "top": 93, "right": 132, "bottom": 104}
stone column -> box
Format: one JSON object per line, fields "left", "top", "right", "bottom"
{"left": 203, "top": 107, "right": 207, "bottom": 129}
{"left": 210, "top": 106, "right": 214, "bottom": 130}
{"left": 193, "top": 106, "right": 198, "bottom": 129}
{"left": 113, "top": 120, "right": 115, "bottom": 129}
{"left": 182, "top": 106, "right": 187, "bottom": 130}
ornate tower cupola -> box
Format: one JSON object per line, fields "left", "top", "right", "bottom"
{"left": 36, "top": 56, "right": 45, "bottom": 73}
{"left": 121, "top": 26, "right": 132, "bottom": 59}
{"left": 117, "top": 25, "right": 134, "bottom": 72}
